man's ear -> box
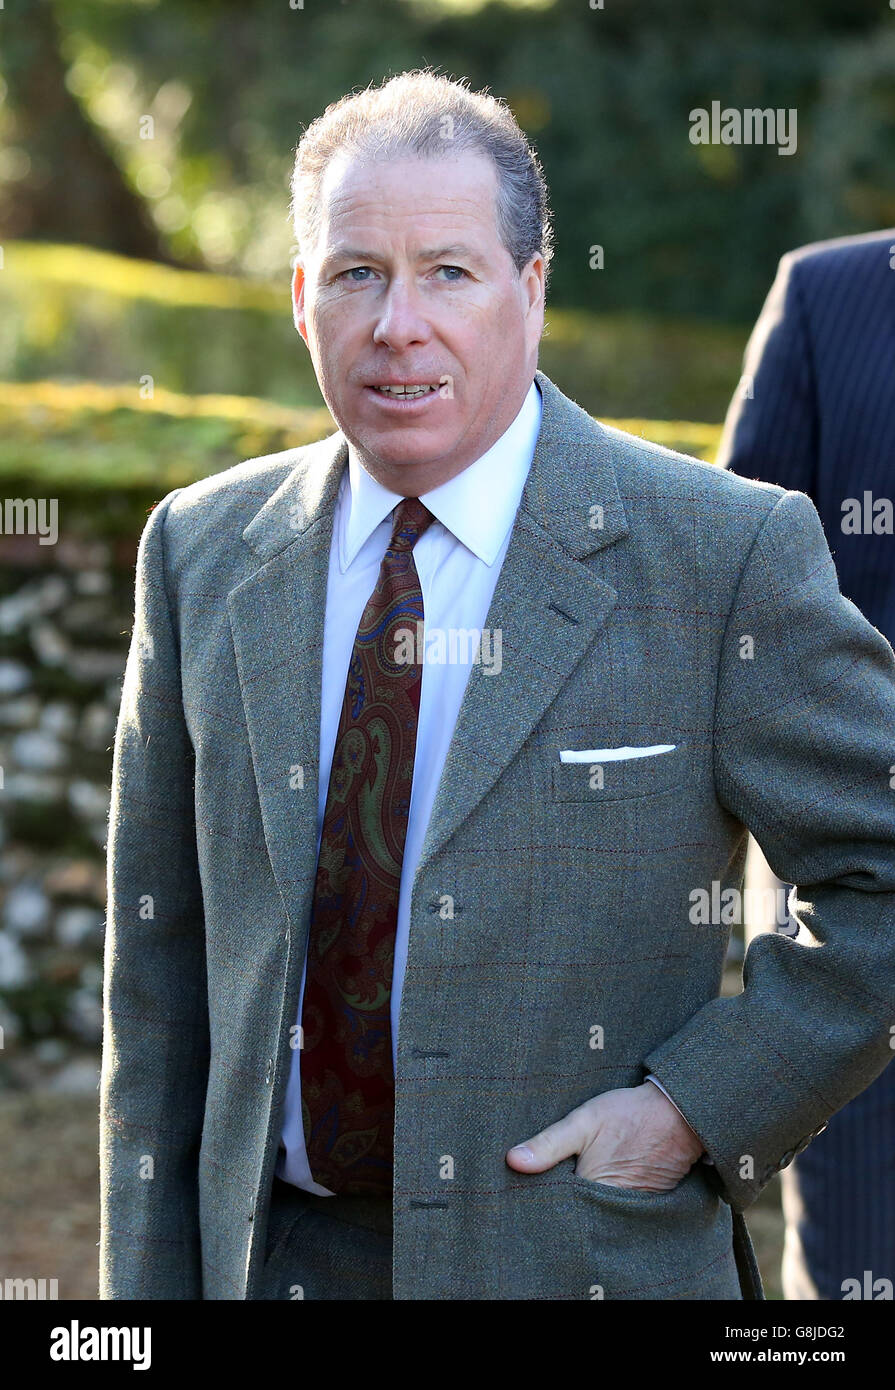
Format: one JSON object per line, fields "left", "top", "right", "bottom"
{"left": 521, "top": 253, "right": 546, "bottom": 360}
{"left": 291, "top": 261, "right": 308, "bottom": 345}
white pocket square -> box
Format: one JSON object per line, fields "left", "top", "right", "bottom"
{"left": 558, "top": 744, "right": 676, "bottom": 763}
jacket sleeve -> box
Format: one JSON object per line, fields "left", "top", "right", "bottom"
{"left": 644, "top": 488, "right": 895, "bottom": 1213}
{"left": 715, "top": 251, "right": 818, "bottom": 496}
{"left": 99, "top": 488, "right": 209, "bottom": 1298}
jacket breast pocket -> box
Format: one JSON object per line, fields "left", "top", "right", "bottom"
{"left": 551, "top": 742, "right": 690, "bottom": 803}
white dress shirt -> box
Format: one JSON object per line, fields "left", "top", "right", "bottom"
{"left": 274, "top": 377, "right": 695, "bottom": 1192}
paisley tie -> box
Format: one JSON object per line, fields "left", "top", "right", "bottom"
{"left": 300, "top": 496, "right": 435, "bottom": 1195}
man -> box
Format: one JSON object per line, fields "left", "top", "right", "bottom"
{"left": 718, "top": 230, "right": 895, "bottom": 1301}
{"left": 99, "top": 71, "right": 895, "bottom": 1301}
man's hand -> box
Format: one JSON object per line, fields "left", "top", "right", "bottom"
{"left": 505, "top": 1083, "right": 706, "bottom": 1192}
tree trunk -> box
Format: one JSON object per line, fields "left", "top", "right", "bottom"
{"left": 0, "top": 0, "right": 182, "bottom": 264}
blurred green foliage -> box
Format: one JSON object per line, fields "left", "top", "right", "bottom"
{"left": 2, "top": 0, "right": 892, "bottom": 323}
{"left": 0, "top": 379, "right": 331, "bottom": 489}
{"left": 0, "top": 378, "right": 722, "bottom": 500}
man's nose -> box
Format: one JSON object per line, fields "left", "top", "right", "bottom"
{"left": 372, "top": 278, "right": 432, "bottom": 350}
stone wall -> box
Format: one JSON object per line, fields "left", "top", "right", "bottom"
{"left": 0, "top": 516, "right": 140, "bottom": 1094}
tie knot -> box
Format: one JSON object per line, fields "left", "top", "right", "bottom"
{"left": 389, "top": 497, "right": 435, "bottom": 553}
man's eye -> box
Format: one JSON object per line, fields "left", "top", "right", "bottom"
{"left": 336, "top": 264, "right": 466, "bottom": 283}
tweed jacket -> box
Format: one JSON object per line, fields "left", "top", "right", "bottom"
{"left": 99, "top": 368, "right": 895, "bottom": 1300}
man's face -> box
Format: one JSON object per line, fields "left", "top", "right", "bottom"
{"left": 292, "top": 150, "right": 545, "bottom": 493}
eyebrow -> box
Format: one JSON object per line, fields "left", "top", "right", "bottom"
{"left": 418, "top": 244, "right": 485, "bottom": 266}
{"left": 321, "top": 243, "right": 486, "bottom": 272}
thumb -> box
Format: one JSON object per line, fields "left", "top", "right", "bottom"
{"left": 506, "top": 1109, "right": 586, "bottom": 1175}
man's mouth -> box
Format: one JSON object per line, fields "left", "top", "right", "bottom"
{"left": 368, "top": 383, "right": 439, "bottom": 398}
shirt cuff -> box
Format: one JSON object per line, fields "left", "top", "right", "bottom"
{"left": 645, "top": 1074, "right": 714, "bottom": 1165}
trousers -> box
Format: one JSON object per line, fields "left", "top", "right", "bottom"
{"left": 255, "top": 1175, "right": 394, "bottom": 1300}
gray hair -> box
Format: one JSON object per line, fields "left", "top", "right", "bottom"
{"left": 289, "top": 68, "right": 554, "bottom": 288}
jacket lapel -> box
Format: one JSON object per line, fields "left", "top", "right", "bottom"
{"left": 226, "top": 369, "right": 629, "bottom": 932}
{"left": 226, "top": 431, "right": 348, "bottom": 930}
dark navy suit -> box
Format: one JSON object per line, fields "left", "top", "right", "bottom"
{"left": 718, "top": 229, "right": 895, "bottom": 1300}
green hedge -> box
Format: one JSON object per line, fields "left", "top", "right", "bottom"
{"left": 0, "top": 378, "right": 721, "bottom": 516}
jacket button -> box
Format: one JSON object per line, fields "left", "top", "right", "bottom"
{"left": 265, "top": 1058, "right": 273, "bottom": 1084}
{"left": 778, "top": 1149, "right": 796, "bottom": 1169}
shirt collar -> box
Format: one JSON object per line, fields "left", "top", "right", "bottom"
{"left": 339, "top": 379, "right": 543, "bottom": 571}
